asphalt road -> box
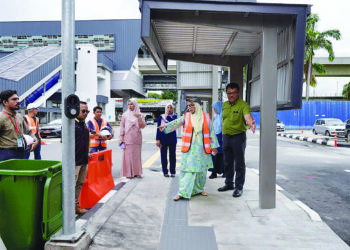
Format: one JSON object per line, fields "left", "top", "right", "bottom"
{"left": 38, "top": 126, "right": 350, "bottom": 246}
{"left": 246, "top": 131, "right": 350, "bottom": 246}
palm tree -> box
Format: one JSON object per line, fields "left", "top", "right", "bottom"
{"left": 304, "top": 14, "right": 341, "bottom": 100}
{"left": 342, "top": 82, "right": 350, "bottom": 100}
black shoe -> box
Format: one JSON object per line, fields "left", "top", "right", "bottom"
{"left": 164, "top": 174, "right": 170, "bottom": 177}
{"left": 170, "top": 174, "right": 175, "bottom": 177}
{"left": 218, "top": 184, "right": 234, "bottom": 192}
{"left": 232, "top": 189, "right": 243, "bottom": 197}
{"left": 209, "top": 173, "right": 217, "bottom": 179}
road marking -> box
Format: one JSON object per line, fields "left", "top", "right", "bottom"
{"left": 294, "top": 200, "right": 322, "bottom": 222}
{"left": 143, "top": 151, "right": 161, "bottom": 168}
{"left": 344, "top": 170, "right": 350, "bottom": 173}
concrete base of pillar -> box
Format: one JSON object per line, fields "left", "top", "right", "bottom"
{"left": 45, "top": 233, "right": 91, "bottom": 250}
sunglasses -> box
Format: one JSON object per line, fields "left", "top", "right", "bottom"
{"left": 227, "top": 91, "right": 239, "bottom": 95}
{"left": 81, "top": 109, "right": 90, "bottom": 114}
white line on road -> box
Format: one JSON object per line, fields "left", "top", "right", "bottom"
{"left": 344, "top": 170, "right": 350, "bottom": 173}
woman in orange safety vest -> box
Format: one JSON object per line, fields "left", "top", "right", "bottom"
{"left": 159, "top": 98, "right": 219, "bottom": 201}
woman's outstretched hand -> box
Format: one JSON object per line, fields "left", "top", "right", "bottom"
{"left": 158, "top": 125, "right": 166, "bottom": 132}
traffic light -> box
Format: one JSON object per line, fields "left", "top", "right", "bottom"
{"left": 64, "top": 94, "right": 80, "bottom": 119}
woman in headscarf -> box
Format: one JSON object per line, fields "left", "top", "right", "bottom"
{"left": 209, "top": 101, "right": 224, "bottom": 179}
{"left": 156, "top": 103, "right": 177, "bottom": 177}
{"left": 159, "top": 98, "right": 219, "bottom": 201}
{"left": 119, "top": 98, "right": 146, "bottom": 178}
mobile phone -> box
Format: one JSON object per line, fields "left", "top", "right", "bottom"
{"left": 120, "top": 142, "right": 125, "bottom": 149}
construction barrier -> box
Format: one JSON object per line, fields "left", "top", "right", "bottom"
{"left": 79, "top": 149, "right": 115, "bottom": 209}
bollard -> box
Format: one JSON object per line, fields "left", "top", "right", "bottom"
{"left": 301, "top": 126, "right": 303, "bottom": 134}
{"left": 334, "top": 131, "right": 337, "bottom": 147}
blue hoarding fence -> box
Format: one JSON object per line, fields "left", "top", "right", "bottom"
{"left": 252, "top": 100, "right": 350, "bottom": 130}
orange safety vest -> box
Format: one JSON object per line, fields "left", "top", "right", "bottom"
{"left": 90, "top": 118, "right": 108, "bottom": 148}
{"left": 181, "top": 112, "right": 211, "bottom": 154}
{"left": 25, "top": 115, "right": 41, "bottom": 138}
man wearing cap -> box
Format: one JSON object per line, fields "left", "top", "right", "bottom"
{"left": 24, "top": 103, "right": 42, "bottom": 160}
{"left": 218, "top": 82, "right": 256, "bottom": 198}
{"left": 88, "top": 106, "right": 114, "bottom": 152}
{"left": 0, "top": 89, "right": 38, "bottom": 161}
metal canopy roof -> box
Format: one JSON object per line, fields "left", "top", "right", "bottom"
{"left": 152, "top": 19, "right": 261, "bottom": 56}
{"left": 140, "top": 0, "right": 310, "bottom": 110}
{"left": 140, "top": 1, "right": 310, "bottom": 70}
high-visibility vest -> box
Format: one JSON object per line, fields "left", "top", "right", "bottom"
{"left": 181, "top": 112, "right": 211, "bottom": 154}
{"left": 90, "top": 118, "right": 108, "bottom": 148}
{"left": 25, "top": 115, "right": 41, "bottom": 138}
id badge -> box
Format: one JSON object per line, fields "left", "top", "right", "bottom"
{"left": 17, "top": 138, "right": 24, "bottom": 148}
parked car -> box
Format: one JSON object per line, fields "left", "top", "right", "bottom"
{"left": 40, "top": 119, "right": 62, "bottom": 138}
{"left": 146, "top": 118, "right": 154, "bottom": 125}
{"left": 312, "top": 118, "right": 345, "bottom": 137}
{"left": 345, "top": 119, "right": 350, "bottom": 140}
{"left": 276, "top": 119, "right": 285, "bottom": 132}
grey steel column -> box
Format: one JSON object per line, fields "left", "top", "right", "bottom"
{"left": 61, "top": 0, "right": 76, "bottom": 234}
{"left": 211, "top": 65, "right": 219, "bottom": 116}
{"left": 259, "top": 25, "right": 277, "bottom": 209}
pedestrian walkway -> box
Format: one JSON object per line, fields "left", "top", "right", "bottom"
{"left": 84, "top": 145, "right": 349, "bottom": 250}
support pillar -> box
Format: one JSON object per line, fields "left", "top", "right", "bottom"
{"left": 259, "top": 25, "right": 277, "bottom": 209}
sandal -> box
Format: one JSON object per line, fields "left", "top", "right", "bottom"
{"left": 201, "top": 192, "right": 208, "bottom": 196}
{"left": 173, "top": 195, "right": 181, "bottom": 201}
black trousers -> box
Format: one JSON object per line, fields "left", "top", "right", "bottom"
{"left": 160, "top": 143, "right": 176, "bottom": 174}
{"left": 212, "top": 153, "right": 224, "bottom": 174}
{"left": 222, "top": 133, "right": 246, "bottom": 190}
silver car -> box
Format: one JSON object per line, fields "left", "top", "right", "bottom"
{"left": 312, "top": 118, "right": 345, "bottom": 137}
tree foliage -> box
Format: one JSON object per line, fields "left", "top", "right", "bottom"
{"left": 304, "top": 14, "right": 341, "bottom": 87}
{"left": 161, "top": 90, "right": 177, "bottom": 101}
{"left": 342, "top": 82, "right": 350, "bottom": 100}
{"left": 147, "top": 92, "right": 162, "bottom": 99}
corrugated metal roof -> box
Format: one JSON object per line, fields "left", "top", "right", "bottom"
{"left": 0, "top": 46, "right": 61, "bottom": 81}
{"left": 152, "top": 20, "right": 261, "bottom": 58}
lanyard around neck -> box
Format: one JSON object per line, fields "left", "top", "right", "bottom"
{"left": 2, "top": 110, "right": 19, "bottom": 136}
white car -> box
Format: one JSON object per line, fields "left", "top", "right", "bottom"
{"left": 276, "top": 119, "right": 285, "bottom": 132}
{"left": 312, "top": 118, "right": 345, "bottom": 137}
{"left": 146, "top": 118, "right": 154, "bottom": 125}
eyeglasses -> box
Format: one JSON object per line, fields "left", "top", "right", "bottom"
{"left": 227, "top": 91, "right": 239, "bottom": 95}
{"left": 188, "top": 104, "right": 195, "bottom": 108}
{"left": 81, "top": 110, "right": 90, "bottom": 114}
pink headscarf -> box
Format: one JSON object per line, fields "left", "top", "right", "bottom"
{"left": 162, "top": 102, "right": 175, "bottom": 120}
{"left": 122, "top": 98, "right": 143, "bottom": 133}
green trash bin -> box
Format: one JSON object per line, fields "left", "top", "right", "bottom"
{"left": 0, "top": 159, "right": 63, "bottom": 250}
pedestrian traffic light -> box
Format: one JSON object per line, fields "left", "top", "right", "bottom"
{"left": 64, "top": 94, "right": 80, "bottom": 119}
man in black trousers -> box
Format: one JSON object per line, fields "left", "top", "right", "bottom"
{"left": 218, "top": 83, "right": 256, "bottom": 197}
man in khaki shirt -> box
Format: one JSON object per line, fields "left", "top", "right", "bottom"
{"left": 0, "top": 89, "right": 38, "bottom": 161}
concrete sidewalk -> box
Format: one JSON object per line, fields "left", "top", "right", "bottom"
{"left": 85, "top": 167, "right": 349, "bottom": 250}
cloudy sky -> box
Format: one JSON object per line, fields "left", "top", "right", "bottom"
{"left": 0, "top": 0, "right": 349, "bottom": 57}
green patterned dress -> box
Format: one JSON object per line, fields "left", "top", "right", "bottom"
{"left": 164, "top": 114, "right": 219, "bottom": 198}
